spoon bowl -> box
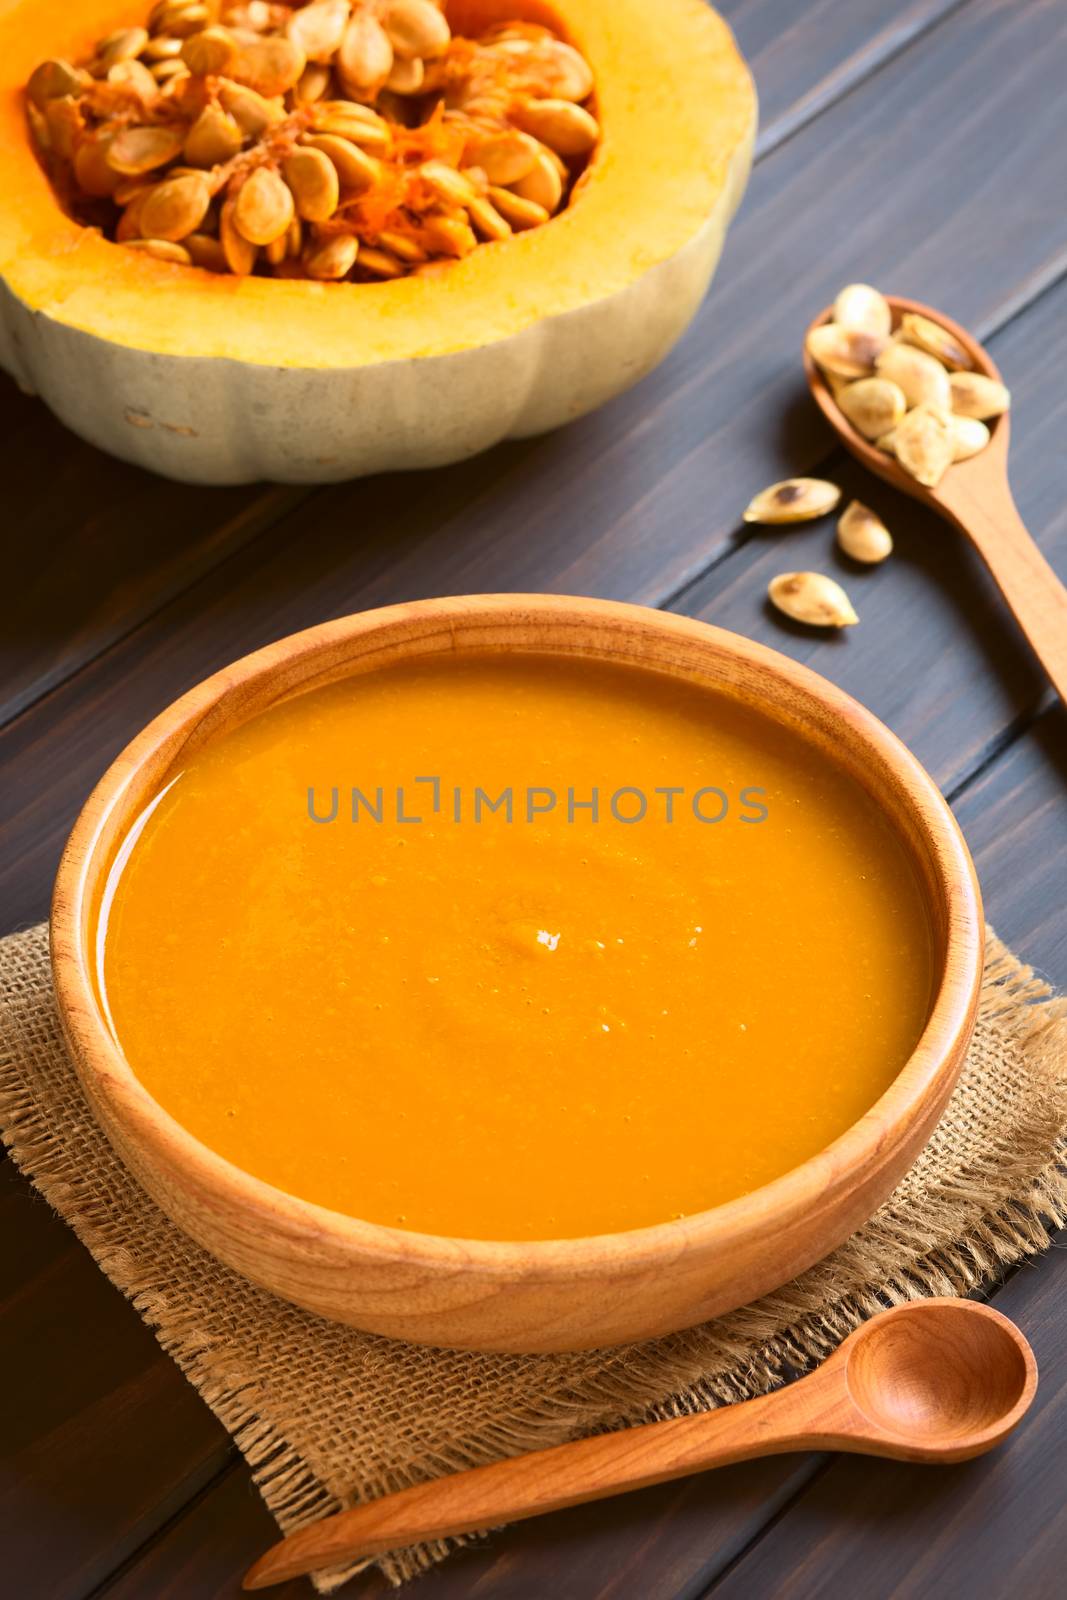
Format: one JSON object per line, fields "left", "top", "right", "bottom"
{"left": 803, "top": 292, "right": 1067, "bottom": 704}
{"left": 243, "top": 1297, "right": 1038, "bottom": 1589}
{"left": 842, "top": 1298, "right": 1036, "bottom": 1456}
{"left": 803, "top": 294, "right": 1010, "bottom": 506}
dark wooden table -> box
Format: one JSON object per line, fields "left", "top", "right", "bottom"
{"left": 4, "top": 2, "right": 1066, "bottom": 1596}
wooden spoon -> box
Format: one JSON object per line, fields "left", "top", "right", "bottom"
{"left": 243, "top": 1297, "right": 1036, "bottom": 1589}
{"left": 803, "top": 294, "right": 1067, "bottom": 704}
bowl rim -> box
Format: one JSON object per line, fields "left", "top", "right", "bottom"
{"left": 50, "top": 593, "right": 984, "bottom": 1279}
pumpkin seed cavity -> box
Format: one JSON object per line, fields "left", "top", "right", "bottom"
{"left": 26, "top": 2, "right": 600, "bottom": 282}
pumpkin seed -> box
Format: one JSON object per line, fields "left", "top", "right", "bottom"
{"left": 377, "top": 229, "right": 425, "bottom": 262}
{"left": 44, "top": 97, "right": 83, "bottom": 161}
{"left": 283, "top": 146, "right": 340, "bottom": 222}
{"left": 875, "top": 342, "right": 951, "bottom": 412}
{"left": 836, "top": 376, "right": 906, "bottom": 441}
{"left": 837, "top": 500, "right": 893, "bottom": 564}
{"left": 510, "top": 149, "right": 563, "bottom": 213}
{"left": 219, "top": 197, "right": 258, "bottom": 273}
{"left": 768, "top": 573, "right": 858, "bottom": 629}
{"left": 743, "top": 478, "right": 842, "bottom": 525}
{"left": 231, "top": 34, "right": 305, "bottom": 97}
{"left": 184, "top": 230, "right": 229, "bottom": 270}
{"left": 154, "top": 4, "right": 210, "bottom": 39}
{"left": 467, "top": 195, "right": 512, "bottom": 241}
{"left": 108, "top": 58, "right": 160, "bottom": 100}
{"left": 898, "top": 311, "right": 972, "bottom": 371}
{"left": 219, "top": 78, "right": 285, "bottom": 135}
{"left": 287, "top": 0, "right": 351, "bottom": 63}
{"left": 234, "top": 165, "right": 295, "bottom": 245}
{"left": 380, "top": 0, "right": 451, "bottom": 61}
{"left": 951, "top": 415, "right": 991, "bottom": 461}
{"left": 832, "top": 283, "right": 891, "bottom": 338}
{"left": 97, "top": 27, "right": 150, "bottom": 71}
{"left": 303, "top": 133, "right": 379, "bottom": 192}
{"left": 806, "top": 323, "right": 886, "bottom": 380}
{"left": 107, "top": 124, "right": 184, "bottom": 175}
{"left": 337, "top": 12, "right": 393, "bottom": 94}
{"left": 181, "top": 26, "right": 239, "bottom": 76}
{"left": 74, "top": 135, "right": 122, "bottom": 197}
{"left": 143, "top": 36, "right": 183, "bottom": 61}
{"left": 27, "top": 59, "right": 85, "bottom": 107}
{"left": 419, "top": 160, "right": 477, "bottom": 206}
{"left": 948, "top": 371, "right": 1010, "bottom": 420}
{"left": 139, "top": 171, "right": 211, "bottom": 239}
{"left": 489, "top": 185, "right": 550, "bottom": 230}
{"left": 184, "top": 104, "right": 244, "bottom": 166}
{"left": 421, "top": 212, "right": 478, "bottom": 257}
{"left": 294, "top": 62, "right": 331, "bottom": 103}
{"left": 122, "top": 236, "right": 192, "bottom": 264}
{"left": 303, "top": 231, "right": 359, "bottom": 278}
{"left": 358, "top": 245, "right": 405, "bottom": 277}
{"left": 465, "top": 130, "right": 538, "bottom": 185}
{"left": 384, "top": 54, "right": 424, "bottom": 93}
{"left": 893, "top": 405, "right": 955, "bottom": 488}
{"left": 151, "top": 58, "right": 190, "bottom": 82}
{"left": 512, "top": 99, "right": 599, "bottom": 156}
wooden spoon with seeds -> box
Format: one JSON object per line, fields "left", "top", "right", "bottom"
{"left": 804, "top": 294, "right": 1067, "bottom": 704}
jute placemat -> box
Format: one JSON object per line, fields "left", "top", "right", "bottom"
{"left": 2, "top": 923, "right": 1066, "bottom": 1591}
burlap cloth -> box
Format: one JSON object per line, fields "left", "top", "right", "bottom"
{"left": 2, "top": 923, "right": 1066, "bottom": 1591}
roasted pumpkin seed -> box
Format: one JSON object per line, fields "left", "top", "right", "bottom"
{"left": 948, "top": 371, "right": 1010, "bottom": 420}
{"left": 743, "top": 478, "right": 842, "bottom": 525}
{"left": 898, "top": 311, "right": 972, "bottom": 371}
{"left": 832, "top": 283, "right": 891, "bottom": 338}
{"left": 874, "top": 342, "right": 951, "bottom": 412}
{"left": 950, "top": 415, "right": 991, "bottom": 461}
{"left": 806, "top": 323, "right": 887, "bottom": 380}
{"left": 893, "top": 405, "right": 955, "bottom": 488}
{"left": 837, "top": 500, "right": 893, "bottom": 564}
{"left": 836, "top": 376, "right": 906, "bottom": 441}
{"left": 768, "top": 573, "right": 858, "bottom": 628}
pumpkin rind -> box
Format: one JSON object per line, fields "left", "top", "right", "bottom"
{"left": 0, "top": 0, "right": 756, "bottom": 482}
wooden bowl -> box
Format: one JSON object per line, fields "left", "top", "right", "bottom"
{"left": 51, "top": 596, "right": 983, "bottom": 1353}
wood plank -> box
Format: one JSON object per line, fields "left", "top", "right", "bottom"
{"left": 0, "top": 1161, "right": 232, "bottom": 1600}
{"left": 100, "top": 1457, "right": 825, "bottom": 1600}
{"left": 0, "top": 0, "right": 960, "bottom": 731}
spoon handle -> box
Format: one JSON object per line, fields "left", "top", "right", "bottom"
{"left": 243, "top": 1378, "right": 843, "bottom": 1590}
{"left": 940, "top": 474, "right": 1067, "bottom": 705}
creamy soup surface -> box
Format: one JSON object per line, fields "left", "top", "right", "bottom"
{"left": 98, "top": 654, "right": 934, "bottom": 1240}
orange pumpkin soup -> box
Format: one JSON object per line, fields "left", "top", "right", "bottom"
{"left": 96, "top": 654, "right": 934, "bottom": 1241}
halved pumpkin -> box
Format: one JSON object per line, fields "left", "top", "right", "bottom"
{"left": 0, "top": 0, "right": 755, "bottom": 483}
